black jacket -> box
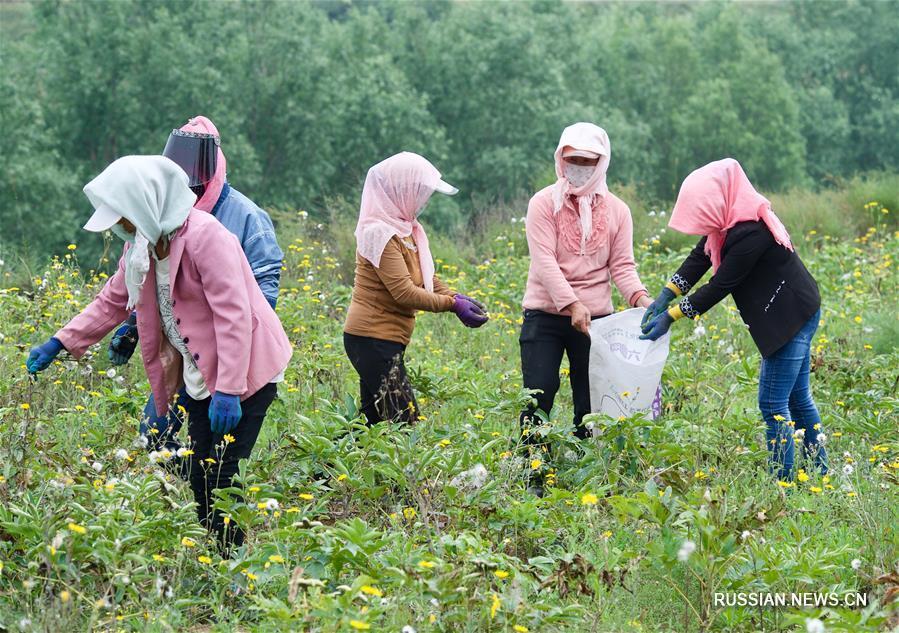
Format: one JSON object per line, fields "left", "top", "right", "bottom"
{"left": 669, "top": 221, "right": 820, "bottom": 357}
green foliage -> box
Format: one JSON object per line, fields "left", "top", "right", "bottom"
{"left": 0, "top": 194, "right": 897, "bottom": 630}
{"left": 2, "top": 0, "right": 899, "bottom": 266}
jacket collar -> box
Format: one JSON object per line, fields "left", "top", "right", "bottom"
{"left": 167, "top": 211, "right": 193, "bottom": 289}
{"left": 210, "top": 182, "right": 231, "bottom": 217}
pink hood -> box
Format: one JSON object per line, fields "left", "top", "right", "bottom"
{"left": 669, "top": 158, "right": 793, "bottom": 271}
{"left": 177, "top": 115, "right": 226, "bottom": 212}
{"left": 355, "top": 152, "right": 447, "bottom": 292}
{"left": 551, "top": 123, "right": 612, "bottom": 255}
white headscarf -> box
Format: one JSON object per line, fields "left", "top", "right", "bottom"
{"left": 551, "top": 123, "right": 612, "bottom": 255}
{"left": 82, "top": 156, "right": 196, "bottom": 308}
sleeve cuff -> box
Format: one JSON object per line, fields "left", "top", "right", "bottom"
{"left": 669, "top": 273, "right": 691, "bottom": 296}
{"left": 629, "top": 289, "right": 649, "bottom": 307}
{"left": 670, "top": 297, "right": 700, "bottom": 320}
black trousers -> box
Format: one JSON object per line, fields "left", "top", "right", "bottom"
{"left": 183, "top": 382, "right": 277, "bottom": 554}
{"left": 519, "top": 309, "right": 596, "bottom": 441}
{"left": 343, "top": 333, "right": 419, "bottom": 425}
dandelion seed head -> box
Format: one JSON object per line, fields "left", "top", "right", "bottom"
{"left": 805, "top": 617, "right": 825, "bottom": 633}
{"left": 677, "top": 540, "right": 696, "bottom": 562}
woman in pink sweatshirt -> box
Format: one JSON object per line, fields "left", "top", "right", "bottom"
{"left": 520, "top": 123, "right": 651, "bottom": 490}
{"left": 26, "top": 155, "right": 292, "bottom": 553}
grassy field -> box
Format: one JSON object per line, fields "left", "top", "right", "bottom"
{"left": 0, "top": 188, "right": 897, "bottom": 631}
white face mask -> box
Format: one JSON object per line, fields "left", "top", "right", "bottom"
{"left": 563, "top": 163, "right": 595, "bottom": 188}
{"left": 109, "top": 223, "right": 135, "bottom": 244}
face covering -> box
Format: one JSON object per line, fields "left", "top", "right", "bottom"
{"left": 109, "top": 224, "right": 135, "bottom": 244}
{"left": 563, "top": 163, "right": 596, "bottom": 188}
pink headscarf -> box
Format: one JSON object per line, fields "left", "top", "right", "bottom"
{"left": 669, "top": 158, "right": 793, "bottom": 271}
{"left": 355, "top": 152, "right": 451, "bottom": 292}
{"left": 551, "top": 123, "right": 612, "bottom": 254}
{"left": 177, "top": 115, "right": 226, "bottom": 212}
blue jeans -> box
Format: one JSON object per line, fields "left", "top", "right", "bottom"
{"left": 758, "top": 309, "right": 828, "bottom": 480}
{"left": 140, "top": 387, "right": 187, "bottom": 452}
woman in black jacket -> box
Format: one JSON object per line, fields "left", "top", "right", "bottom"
{"left": 640, "top": 159, "right": 827, "bottom": 480}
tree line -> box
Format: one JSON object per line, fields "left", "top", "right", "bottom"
{"left": 1, "top": 0, "right": 896, "bottom": 264}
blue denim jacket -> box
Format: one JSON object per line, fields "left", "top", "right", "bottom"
{"left": 211, "top": 183, "right": 283, "bottom": 306}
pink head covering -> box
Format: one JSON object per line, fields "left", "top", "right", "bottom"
{"left": 355, "top": 152, "right": 456, "bottom": 292}
{"left": 669, "top": 158, "right": 793, "bottom": 271}
{"left": 177, "top": 115, "right": 226, "bottom": 212}
{"left": 551, "top": 123, "right": 612, "bottom": 255}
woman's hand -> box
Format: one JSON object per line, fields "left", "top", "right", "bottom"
{"left": 567, "top": 301, "right": 591, "bottom": 336}
{"left": 641, "top": 287, "right": 676, "bottom": 328}
{"left": 640, "top": 312, "right": 674, "bottom": 341}
{"left": 636, "top": 295, "right": 653, "bottom": 309}
{"left": 452, "top": 295, "right": 489, "bottom": 328}
{"left": 209, "top": 392, "right": 242, "bottom": 434}
{"left": 26, "top": 338, "right": 64, "bottom": 374}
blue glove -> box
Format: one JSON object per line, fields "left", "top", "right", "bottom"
{"left": 641, "top": 287, "right": 676, "bottom": 329}
{"left": 209, "top": 392, "right": 242, "bottom": 435}
{"left": 109, "top": 313, "right": 139, "bottom": 365}
{"left": 640, "top": 312, "right": 674, "bottom": 341}
{"left": 26, "top": 337, "right": 64, "bottom": 374}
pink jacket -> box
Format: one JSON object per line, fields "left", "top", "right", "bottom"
{"left": 56, "top": 210, "right": 292, "bottom": 416}
{"left": 522, "top": 186, "right": 647, "bottom": 317}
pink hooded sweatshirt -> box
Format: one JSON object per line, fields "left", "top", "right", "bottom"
{"left": 56, "top": 158, "right": 291, "bottom": 416}
{"left": 522, "top": 123, "right": 648, "bottom": 316}
{"left": 669, "top": 158, "right": 793, "bottom": 271}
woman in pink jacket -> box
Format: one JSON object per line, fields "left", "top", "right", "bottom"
{"left": 520, "top": 123, "right": 651, "bottom": 491}
{"left": 26, "top": 155, "right": 292, "bottom": 553}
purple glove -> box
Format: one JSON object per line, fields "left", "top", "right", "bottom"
{"left": 452, "top": 295, "right": 488, "bottom": 328}
{"left": 454, "top": 294, "right": 486, "bottom": 313}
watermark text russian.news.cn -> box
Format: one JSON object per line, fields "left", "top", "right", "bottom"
{"left": 713, "top": 593, "right": 868, "bottom": 608}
